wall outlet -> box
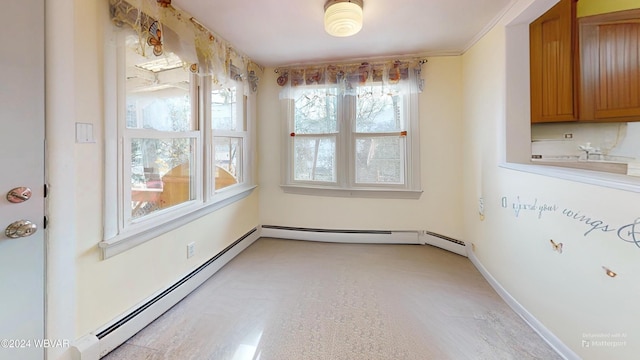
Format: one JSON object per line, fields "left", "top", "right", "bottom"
{"left": 187, "top": 242, "right": 195, "bottom": 258}
{"left": 564, "top": 133, "right": 573, "bottom": 139}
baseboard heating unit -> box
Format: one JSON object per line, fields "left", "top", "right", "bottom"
{"left": 71, "top": 228, "right": 260, "bottom": 360}
{"left": 421, "top": 231, "right": 467, "bottom": 256}
{"left": 261, "top": 225, "right": 467, "bottom": 256}
{"left": 261, "top": 225, "right": 421, "bottom": 244}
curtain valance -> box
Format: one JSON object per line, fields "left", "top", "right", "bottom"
{"left": 275, "top": 59, "right": 425, "bottom": 99}
{"left": 110, "top": 0, "right": 261, "bottom": 93}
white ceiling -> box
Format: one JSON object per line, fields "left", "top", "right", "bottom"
{"left": 172, "top": 0, "right": 515, "bottom": 67}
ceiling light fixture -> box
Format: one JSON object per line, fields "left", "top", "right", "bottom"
{"left": 324, "top": 0, "right": 363, "bottom": 37}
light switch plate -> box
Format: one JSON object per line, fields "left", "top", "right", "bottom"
{"left": 75, "top": 123, "right": 95, "bottom": 143}
{"left": 187, "top": 242, "right": 195, "bottom": 258}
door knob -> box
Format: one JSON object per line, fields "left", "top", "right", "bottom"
{"left": 5, "top": 220, "right": 37, "bottom": 238}
{"left": 7, "top": 187, "right": 32, "bottom": 203}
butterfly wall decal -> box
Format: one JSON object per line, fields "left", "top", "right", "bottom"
{"left": 147, "top": 21, "right": 163, "bottom": 56}
{"left": 549, "top": 239, "right": 563, "bottom": 254}
{"left": 602, "top": 266, "right": 617, "bottom": 278}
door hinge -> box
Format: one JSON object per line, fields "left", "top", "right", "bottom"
{"left": 44, "top": 184, "right": 49, "bottom": 198}
{"left": 43, "top": 216, "right": 48, "bottom": 229}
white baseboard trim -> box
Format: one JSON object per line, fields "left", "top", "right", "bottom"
{"left": 467, "top": 249, "right": 580, "bottom": 360}
{"left": 260, "top": 225, "right": 421, "bottom": 244}
{"left": 71, "top": 228, "right": 260, "bottom": 360}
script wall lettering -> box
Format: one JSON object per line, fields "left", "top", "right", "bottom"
{"left": 502, "top": 196, "right": 640, "bottom": 249}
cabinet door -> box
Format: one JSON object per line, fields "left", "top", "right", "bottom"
{"left": 580, "top": 10, "right": 640, "bottom": 121}
{"left": 529, "top": 0, "right": 578, "bottom": 123}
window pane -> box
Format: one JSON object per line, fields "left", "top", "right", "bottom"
{"left": 125, "top": 35, "right": 192, "bottom": 131}
{"left": 355, "top": 136, "right": 404, "bottom": 184}
{"left": 131, "top": 138, "right": 195, "bottom": 218}
{"left": 293, "top": 137, "right": 336, "bottom": 182}
{"left": 214, "top": 136, "right": 242, "bottom": 190}
{"left": 356, "top": 86, "right": 403, "bottom": 133}
{"left": 294, "top": 88, "right": 338, "bottom": 134}
{"left": 212, "top": 86, "right": 244, "bottom": 131}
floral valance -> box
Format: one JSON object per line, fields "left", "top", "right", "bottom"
{"left": 275, "top": 59, "right": 426, "bottom": 99}
{"left": 109, "top": 0, "right": 261, "bottom": 93}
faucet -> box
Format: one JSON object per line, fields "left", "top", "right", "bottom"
{"left": 578, "top": 143, "right": 601, "bottom": 160}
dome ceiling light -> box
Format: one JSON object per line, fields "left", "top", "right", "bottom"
{"left": 324, "top": 0, "right": 364, "bottom": 37}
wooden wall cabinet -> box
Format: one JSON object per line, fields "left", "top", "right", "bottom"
{"left": 580, "top": 10, "right": 640, "bottom": 122}
{"left": 529, "top": 0, "right": 579, "bottom": 123}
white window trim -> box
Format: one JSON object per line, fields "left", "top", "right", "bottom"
{"left": 280, "top": 184, "right": 423, "bottom": 199}
{"left": 207, "top": 78, "right": 252, "bottom": 197}
{"left": 101, "top": 28, "right": 256, "bottom": 259}
{"left": 281, "top": 87, "right": 422, "bottom": 198}
{"left": 99, "top": 184, "right": 256, "bottom": 259}
{"left": 122, "top": 131, "right": 202, "bottom": 226}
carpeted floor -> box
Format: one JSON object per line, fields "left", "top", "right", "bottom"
{"left": 102, "top": 238, "right": 561, "bottom": 359}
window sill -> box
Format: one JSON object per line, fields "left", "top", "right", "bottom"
{"left": 99, "top": 185, "right": 257, "bottom": 259}
{"left": 500, "top": 162, "right": 640, "bottom": 193}
{"left": 280, "top": 184, "right": 423, "bottom": 199}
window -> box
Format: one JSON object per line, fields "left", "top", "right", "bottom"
{"left": 211, "top": 79, "right": 248, "bottom": 191}
{"left": 280, "top": 61, "right": 423, "bottom": 197}
{"left": 102, "top": 11, "right": 258, "bottom": 256}
{"left": 354, "top": 84, "right": 406, "bottom": 185}
{"left": 291, "top": 87, "right": 338, "bottom": 182}
{"left": 124, "top": 46, "right": 199, "bottom": 222}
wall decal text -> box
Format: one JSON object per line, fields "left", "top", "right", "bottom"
{"left": 504, "top": 196, "right": 640, "bottom": 250}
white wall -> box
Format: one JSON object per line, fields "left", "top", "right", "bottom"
{"left": 47, "top": 1, "right": 260, "bottom": 357}
{"left": 257, "top": 57, "right": 464, "bottom": 239}
{"left": 46, "top": 0, "right": 80, "bottom": 358}
{"left": 462, "top": 1, "right": 640, "bottom": 359}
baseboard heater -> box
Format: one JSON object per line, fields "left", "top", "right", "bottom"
{"left": 261, "top": 225, "right": 466, "bottom": 256}
{"left": 421, "top": 231, "right": 467, "bottom": 256}
{"left": 261, "top": 225, "right": 422, "bottom": 244}
{"left": 72, "top": 228, "right": 260, "bottom": 360}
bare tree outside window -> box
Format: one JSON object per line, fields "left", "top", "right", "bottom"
{"left": 291, "top": 84, "right": 404, "bottom": 184}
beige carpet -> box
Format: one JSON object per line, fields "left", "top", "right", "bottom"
{"left": 103, "top": 238, "right": 561, "bottom": 359}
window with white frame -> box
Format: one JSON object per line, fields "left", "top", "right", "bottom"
{"left": 279, "top": 61, "right": 423, "bottom": 197}
{"left": 102, "top": 1, "right": 258, "bottom": 256}
{"left": 211, "top": 78, "right": 247, "bottom": 191}
{"left": 123, "top": 32, "right": 200, "bottom": 223}
{"left": 290, "top": 86, "right": 339, "bottom": 183}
